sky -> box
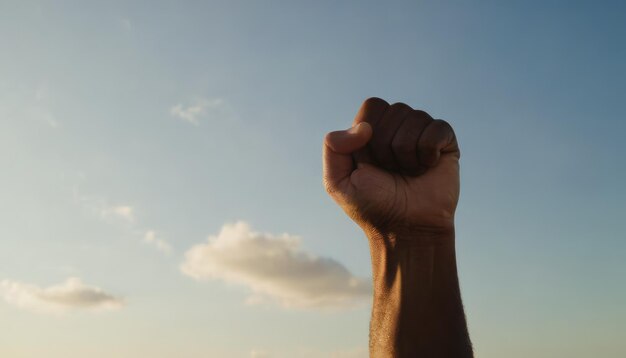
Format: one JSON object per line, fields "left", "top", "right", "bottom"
{"left": 0, "top": 1, "right": 625, "bottom": 357}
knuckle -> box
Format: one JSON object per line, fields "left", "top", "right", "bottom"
{"left": 413, "top": 109, "right": 433, "bottom": 120}
{"left": 323, "top": 131, "right": 336, "bottom": 150}
{"left": 323, "top": 131, "right": 333, "bottom": 144}
{"left": 435, "top": 119, "right": 454, "bottom": 132}
{"left": 390, "top": 102, "right": 412, "bottom": 112}
{"left": 362, "top": 97, "right": 389, "bottom": 109}
{"left": 433, "top": 119, "right": 456, "bottom": 142}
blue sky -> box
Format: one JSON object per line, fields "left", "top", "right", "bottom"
{"left": 1, "top": 1, "right": 625, "bottom": 357}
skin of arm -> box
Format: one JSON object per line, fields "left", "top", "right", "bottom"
{"left": 322, "top": 98, "right": 473, "bottom": 357}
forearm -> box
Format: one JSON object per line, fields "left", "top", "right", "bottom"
{"left": 367, "top": 228, "right": 473, "bottom": 358}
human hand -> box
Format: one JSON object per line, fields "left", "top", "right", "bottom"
{"left": 323, "top": 98, "right": 460, "bottom": 242}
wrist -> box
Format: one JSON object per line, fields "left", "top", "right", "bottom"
{"left": 364, "top": 222, "right": 455, "bottom": 249}
{"left": 366, "top": 226, "right": 458, "bottom": 304}
{"left": 367, "top": 229, "right": 457, "bottom": 288}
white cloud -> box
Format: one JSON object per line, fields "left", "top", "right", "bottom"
{"left": 0, "top": 278, "right": 124, "bottom": 314}
{"left": 100, "top": 205, "right": 135, "bottom": 223}
{"left": 74, "top": 189, "right": 174, "bottom": 254}
{"left": 144, "top": 230, "right": 172, "bottom": 254}
{"left": 170, "top": 97, "right": 228, "bottom": 125}
{"left": 180, "top": 221, "right": 371, "bottom": 309}
{"left": 74, "top": 192, "right": 136, "bottom": 225}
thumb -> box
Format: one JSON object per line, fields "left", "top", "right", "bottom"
{"left": 323, "top": 122, "right": 373, "bottom": 195}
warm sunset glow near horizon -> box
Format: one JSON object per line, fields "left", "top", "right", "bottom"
{"left": 1, "top": 1, "right": 625, "bottom": 357}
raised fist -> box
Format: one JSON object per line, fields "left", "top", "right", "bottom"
{"left": 323, "top": 98, "right": 460, "bottom": 241}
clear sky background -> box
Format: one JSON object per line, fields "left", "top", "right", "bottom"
{"left": 1, "top": 1, "right": 625, "bottom": 357}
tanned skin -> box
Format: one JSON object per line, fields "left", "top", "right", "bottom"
{"left": 323, "top": 98, "right": 473, "bottom": 357}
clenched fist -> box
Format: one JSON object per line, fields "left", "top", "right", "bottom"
{"left": 323, "top": 97, "right": 460, "bottom": 242}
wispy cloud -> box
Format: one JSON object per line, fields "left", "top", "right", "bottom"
{"left": 74, "top": 190, "right": 172, "bottom": 254}
{"left": 0, "top": 278, "right": 124, "bottom": 314}
{"left": 74, "top": 192, "right": 135, "bottom": 225}
{"left": 170, "top": 97, "right": 229, "bottom": 125}
{"left": 144, "top": 230, "right": 172, "bottom": 254}
{"left": 101, "top": 205, "right": 135, "bottom": 223}
{"left": 180, "top": 221, "right": 371, "bottom": 309}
